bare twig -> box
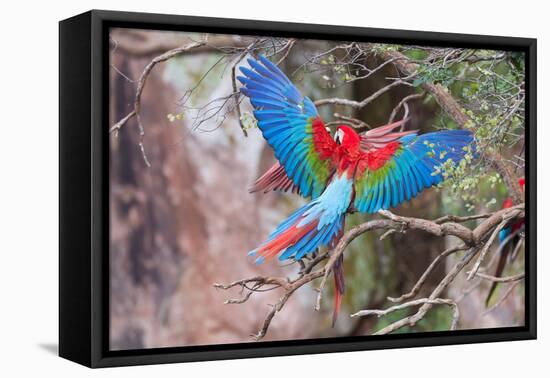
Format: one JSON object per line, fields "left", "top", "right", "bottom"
{"left": 388, "top": 93, "right": 424, "bottom": 124}
{"left": 110, "top": 41, "right": 206, "bottom": 166}
{"left": 369, "top": 45, "right": 523, "bottom": 203}
{"left": 276, "top": 39, "right": 296, "bottom": 66}
{"left": 387, "top": 244, "right": 467, "bottom": 303}
{"left": 216, "top": 203, "right": 523, "bottom": 340}
{"left": 332, "top": 112, "right": 372, "bottom": 131}
{"left": 434, "top": 213, "right": 492, "bottom": 224}
{"left": 110, "top": 41, "right": 206, "bottom": 134}
{"left": 378, "top": 209, "right": 476, "bottom": 244}
{"left": 475, "top": 272, "right": 525, "bottom": 282}
{"left": 110, "top": 30, "right": 250, "bottom": 57}
{"left": 483, "top": 280, "right": 522, "bottom": 315}
{"left": 231, "top": 42, "right": 258, "bottom": 137}
{"left": 466, "top": 209, "right": 520, "bottom": 280}
{"left": 369, "top": 205, "right": 523, "bottom": 334}
{"left": 314, "top": 205, "right": 523, "bottom": 312}
{"left": 352, "top": 297, "right": 460, "bottom": 331}
{"left": 214, "top": 270, "right": 324, "bottom": 340}
{"left": 373, "top": 247, "right": 478, "bottom": 334}
{"left": 314, "top": 80, "right": 412, "bottom": 109}
{"left": 110, "top": 110, "right": 136, "bottom": 134}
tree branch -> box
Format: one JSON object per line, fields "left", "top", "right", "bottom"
{"left": 110, "top": 41, "right": 206, "bottom": 135}
{"left": 475, "top": 272, "right": 525, "bottom": 282}
{"left": 373, "top": 247, "right": 478, "bottom": 334}
{"left": 315, "top": 205, "right": 523, "bottom": 313}
{"left": 111, "top": 37, "right": 526, "bottom": 338}
{"left": 231, "top": 41, "right": 259, "bottom": 137}
{"left": 215, "top": 204, "right": 523, "bottom": 340}
{"left": 352, "top": 298, "right": 460, "bottom": 332}
{"left": 388, "top": 93, "right": 424, "bottom": 124}
{"left": 370, "top": 45, "right": 523, "bottom": 203}
{"left": 110, "top": 41, "right": 206, "bottom": 166}
{"left": 387, "top": 244, "right": 467, "bottom": 303}
{"left": 314, "top": 80, "right": 412, "bottom": 109}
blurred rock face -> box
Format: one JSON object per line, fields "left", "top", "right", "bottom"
{"left": 109, "top": 32, "right": 317, "bottom": 350}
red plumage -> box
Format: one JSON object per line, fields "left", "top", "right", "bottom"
{"left": 249, "top": 161, "right": 300, "bottom": 194}
{"left": 249, "top": 119, "right": 415, "bottom": 326}
{"left": 252, "top": 219, "right": 319, "bottom": 261}
{"left": 312, "top": 117, "right": 337, "bottom": 160}
{"left": 485, "top": 178, "right": 525, "bottom": 306}
{"left": 366, "top": 141, "right": 401, "bottom": 170}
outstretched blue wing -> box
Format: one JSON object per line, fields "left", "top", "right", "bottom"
{"left": 238, "top": 55, "right": 336, "bottom": 199}
{"left": 354, "top": 130, "right": 475, "bottom": 213}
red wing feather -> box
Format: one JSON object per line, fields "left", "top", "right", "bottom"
{"left": 312, "top": 117, "right": 337, "bottom": 160}
{"left": 360, "top": 118, "right": 415, "bottom": 151}
{"left": 249, "top": 161, "right": 301, "bottom": 194}
{"left": 250, "top": 117, "right": 336, "bottom": 197}
{"left": 253, "top": 220, "right": 318, "bottom": 261}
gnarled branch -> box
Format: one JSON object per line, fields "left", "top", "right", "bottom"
{"left": 368, "top": 44, "right": 523, "bottom": 203}
{"left": 216, "top": 205, "right": 524, "bottom": 340}
{"left": 110, "top": 41, "right": 206, "bottom": 166}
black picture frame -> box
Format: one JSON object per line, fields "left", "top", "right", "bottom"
{"left": 59, "top": 9, "right": 537, "bottom": 368}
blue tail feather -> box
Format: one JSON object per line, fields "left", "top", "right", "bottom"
{"left": 249, "top": 175, "right": 353, "bottom": 263}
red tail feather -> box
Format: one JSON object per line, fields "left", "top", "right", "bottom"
{"left": 330, "top": 223, "right": 346, "bottom": 327}
{"left": 332, "top": 254, "right": 345, "bottom": 327}
{"left": 254, "top": 220, "right": 318, "bottom": 261}
{"left": 333, "top": 287, "right": 342, "bottom": 327}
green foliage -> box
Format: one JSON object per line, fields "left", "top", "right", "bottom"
{"left": 166, "top": 112, "right": 184, "bottom": 122}
{"left": 319, "top": 54, "right": 357, "bottom": 86}
{"left": 403, "top": 48, "right": 429, "bottom": 61}
{"left": 371, "top": 44, "right": 399, "bottom": 54}
{"left": 413, "top": 65, "right": 456, "bottom": 88}
{"left": 407, "top": 48, "right": 524, "bottom": 210}
{"left": 240, "top": 112, "right": 258, "bottom": 130}
{"left": 315, "top": 46, "right": 524, "bottom": 333}
{"left": 435, "top": 146, "right": 508, "bottom": 214}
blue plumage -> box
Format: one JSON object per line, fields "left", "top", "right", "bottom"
{"left": 248, "top": 174, "right": 353, "bottom": 263}
{"left": 355, "top": 129, "right": 475, "bottom": 213}
{"left": 242, "top": 54, "right": 478, "bottom": 327}
{"left": 238, "top": 55, "right": 334, "bottom": 199}
{"left": 243, "top": 54, "right": 475, "bottom": 259}
{"left": 499, "top": 226, "right": 512, "bottom": 243}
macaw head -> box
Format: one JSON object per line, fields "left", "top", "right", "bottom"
{"left": 335, "top": 125, "right": 361, "bottom": 148}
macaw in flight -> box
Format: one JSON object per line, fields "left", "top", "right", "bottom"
{"left": 238, "top": 55, "right": 475, "bottom": 324}
{"left": 485, "top": 177, "right": 525, "bottom": 306}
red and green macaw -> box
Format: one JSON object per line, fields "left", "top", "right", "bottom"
{"left": 485, "top": 177, "right": 525, "bottom": 305}
{"left": 238, "top": 55, "right": 475, "bottom": 323}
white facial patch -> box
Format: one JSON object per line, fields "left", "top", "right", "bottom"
{"left": 335, "top": 128, "right": 344, "bottom": 144}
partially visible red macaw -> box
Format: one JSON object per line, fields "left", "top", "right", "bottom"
{"left": 485, "top": 177, "right": 525, "bottom": 306}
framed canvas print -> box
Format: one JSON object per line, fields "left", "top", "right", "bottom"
{"left": 59, "top": 10, "right": 536, "bottom": 368}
